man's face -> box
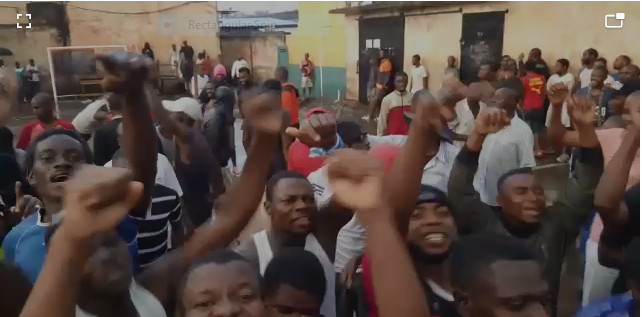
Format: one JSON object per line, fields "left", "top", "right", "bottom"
{"left": 265, "top": 178, "right": 318, "bottom": 236}
{"left": 497, "top": 173, "right": 546, "bottom": 224}
{"left": 412, "top": 56, "right": 419, "bottom": 66}
{"left": 172, "top": 44, "right": 176, "bottom": 51}
{"left": 304, "top": 53, "right": 309, "bottom": 60}
{"left": 394, "top": 75, "right": 408, "bottom": 92}
{"left": 614, "top": 56, "right": 630, "bottom": 70}
{"left": 581, "top": 50, "right": 593, "bottom": 64}
{"left": 619, "top": 65, "right": 638, "bottom": 82}
{"left": 204, "top": 82, "right": 216, "bottom": 99}
{"left": 554, "top": 62, "right": 566, "bottom": 75}
{"left": 527, "top": 49, "right": 539, "bottom": 61}
{"left": 407, "top": 201, "right": 457, "bottom": 260}
{"left": 238, "top": 71, "right": 249, "bottom": 86}
{"left": 30, "top": 134, "right": 86, "bottom": 203}
{"left": 29, "top": 60, "right": 34, "bottom": 66}
{"left": 590, "top": 69, "right": 607, "bottom": 89}
{"left": 462, "top": 260, "right": 549, "bottom": 317}
{"left": 32, "top": 98, "right": 54, "bottom": 122}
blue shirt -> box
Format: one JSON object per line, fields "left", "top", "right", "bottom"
{"left": 576, "top": 87, "right": 616, "bottom": 121}
{"left": 576, "top": 292, "right": 636, "bottom": 317}
{"left": 2, "top": 213, "right": 140, "bottom": 283}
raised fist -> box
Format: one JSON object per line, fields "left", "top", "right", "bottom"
{"left": 286, "top": 113, "right": 337, "bottom": 148}
{"left": 61, "top": 165, "right": 143, "bottom": 242}
{"left": 96, "top": 53, "right": 154, "bottom": 95}
{"left": 242, "top": 88, "right": 284, "bottom": 135}
{"left": 566, "top": 94, "right": 596, "bottom": 126}
{"left": 326, "top": 149, "right": 384, "bottom": 211}
{"left": 547, "top": 82, "right": 569, "bottom": 107}
{"left": 473, "top": 108, "right": 511, "bottom": 135}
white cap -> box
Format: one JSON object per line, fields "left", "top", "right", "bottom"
{"left": 162, "top": 97, "right": 203, "bottom": 122}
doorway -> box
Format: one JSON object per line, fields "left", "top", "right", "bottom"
{"left": 358, "top": 16, "right": 405, "bottom": 104}
{"left": 459, "top": 11, "right": 506, "bottom": 85}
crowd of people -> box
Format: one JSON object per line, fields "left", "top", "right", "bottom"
{"left": 0, "top": 43, "right": 638, "bottom": 317}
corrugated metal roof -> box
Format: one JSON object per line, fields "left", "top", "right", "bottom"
{"left": 329, "top": 1, "right": 483, "bottom": 15}
{"left": 219, "top": 17, "right": 298, "bottom": 29}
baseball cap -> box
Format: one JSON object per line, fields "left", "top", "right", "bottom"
{"left": 214, "top": 64, "right": 226, "bottom": 77}
{"left": 416, "top": 184, "right": 450, "bottom": 206}
{"left": 162, "top": 97, "right": 203, "bottom": 121}
{"left": 305, "top": 107, "right": 333, "bottom": 118}
{"left": 403, "top": 112, "right": 455, "bottom": 142}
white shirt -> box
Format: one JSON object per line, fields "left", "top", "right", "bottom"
{"left": 410, "top": 65, "right": 428, "bottom": 93}
{"left": 105, "top": 153, "right": 183, "bottom": 197}
{"left": 169, "top": 50, "right": 178, "bottom": 66}
{"left": 231, "top": 59, "right": 249, "bottom": 78}
{"left": 545, "top": 73, "right": 575, "bottom": 128}
{"left": 579, "top": 67, "right": 615, "bottom": 89}
{"left": 72, "top": 97, "right": 110, "bottom": 134}
{"left": 473, "top": 115, "right": 536, "bottom": 206}
{"left": 448, "top": 99, "right": 476, "bottom": 147}
{"left": 309, "top": 136, "right": 459, "bottom": 272}
{"left": 191, "top": 74, "right": 209, "bottom": 98}
{"left": 26, "top": 64, "right": 39, "bottom": 82}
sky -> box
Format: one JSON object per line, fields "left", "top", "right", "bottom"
{"left": 218, "top": 1, "right": 298, "bottom": 13}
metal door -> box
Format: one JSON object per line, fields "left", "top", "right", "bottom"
{"left": 358, "top": 16, "right": 405, "bottom": 104}
{"left": 459, "top": 11, "right": 506, "bottom": 85}
{"left": 277, "top": 46, "right": 289, "bottom": 68}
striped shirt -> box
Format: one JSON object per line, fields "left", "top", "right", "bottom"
{"left": 307, "top": 135, "right": 459, "bottom": 273}
{"left": 130, "top": 184, "right": 182, "bottom": 269}
{"left": 473, "top": 115, "right": 536, "bottom": 206}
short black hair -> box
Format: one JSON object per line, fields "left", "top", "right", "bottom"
{"left": 275, "top": 66, "right": 289, "bottom": 81}
{"left": 586, "top": 48, "right": 598, "bottom": 59}
{"left": 556, "top": 58, "right": 570, "bottom": 69}
{"left": 262, "top": 248, "right": 326, "bottom": 303}
{"left": 451, "top": 232, "right": 538, "bottom": 291}
{"left": 263, "top": 79, "right": 282, "bottom": 92}
{"left": 395, "top": 71, "right": 408, "bottom": 79}
{"left": 619, "top": 55, "right": 632, "bottom": 64}
{"left": 624, "top": 237, "right": 639, "bottom": 282}
{"left": 265, "top": 170, "right": 308, "bottom": 201}
{"left": 592, "top": 66, "right": 608, "bottom": 77}
{"left": 525, "top": 60, "right": 538, "bottom": 72}
{"left": 595, "top": 57, "right": 608, "bottom": 64}
{"left": 336, "top": 120, "right": 364, "bottom": 147}
{"left": 25, "top": 129, "right": 93, "bottom": 176}
{"left": 178, "top": 250, "right": 261, "bottom": 314}
{"left": 497, "top": 167, "right": 533, "bottom": 193}
{"left": 412, "top": 54, "right": 420, "bottom": 60}
{"left": 239, "top": 67, "right": 251, "bottom": 74}
{"left": 623, "top": 64, "right": 640, "bottom": 76}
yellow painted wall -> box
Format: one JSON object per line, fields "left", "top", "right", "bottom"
{"left": 286, "top": 1, "right": 346, "bottom": 67}
{"left": 346, "top": 1, "right": 640, "bottom": 97}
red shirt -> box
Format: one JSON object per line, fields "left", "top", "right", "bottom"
{"left": 16, "top": 119, "right": 74, "bottom": 149}
{"left": 521, "top": 73, "right": 546, "bottom": 110}
{"left": 203, "top": 59, "right": 212, "bottom": 76}
{"left": 287, "top": 140, "right": 326, "bottom": 177}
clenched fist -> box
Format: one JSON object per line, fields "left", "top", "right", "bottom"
{"left": 326, "top": 149, "right": 385, "bottom": 211}
{"left": 61, "top": 165, "right": 143, "bottom": 242}
{"left": 473, "top": 108, "right": 511, "bottom": 135}
{"left": 96, "top": 53, "right": 154, "bottom": 96}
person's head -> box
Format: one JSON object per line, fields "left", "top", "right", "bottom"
{"left": 263, "top": 248, "right": 326, "bottom": 317}
{"left": 622, "top": 90, "right": 641, "bottom": 124}
{"left": 488, "top": 87, "right": 518, "bottom": 116}
{"left": 405, "top": 90, "right": 456, "bottom": 141}
{"left": 45, "top": 223, "right": 133, "bottom": 297}
{"left": 501, "top": 55, "right": 511, "bottom": 62}
{"left": 172, "top": 43, "right": 176, "bottom": 51}
{"left": 595, "top": 57, "right": 608, "bottom": 70}
{"left": 451, "top": 233, "right": 548, "bottom": 317}
{"left": 239, "top": 67, "right": 252, "bottom": 86}
{"left": 204, "top": 81, "right": 217, "bottom": 100}
{"left": 495, "top": 167, "right": 545, "bottom": 224}
{"left": 524, "top": 60, "right": 538, "bottom": 74}
{"left": 31, "top": 92, "right": 56, "bottom": 123}
{"left": 589, "top": 66, "right": 608, "bottom": 89}
{"left": 143, "top": 42, "right": 150, "bottom": 49}
{"left": 336, "top": 120, "right": 368, "bottom": 150}
{"left": 274, "top": 66, "right": 288, "bottom": 82}
{"left": 237, "top": 55, "right": 244, "bottom": 61}
{"left": 265, "top": 170, "right": 317, "bottom": 237}
{"left": 162, "top": 97, "right": 203, "bottom": 129}
{"left": 611, "top": 83, "right": 640, "bottom": 119}
{"left": 624, "top": 237, "right": 640, "bottom": 303}
{"left": 619, "top": 64, "right": 640, "bottom": 82}
{"left": 379, "top": 49, "right": 389, "bottom": 59}
{"left": 500, "top": 59, "right": 517, "bottom": 78}
{"left": 304, "top": 52, "right": 309, "bottom": 60}
{"left": 394, "top": 71, "right": 408, "bottom": 92}
{"left": 527, "top": 48, "right": 541, "bottom": 61}
{"left": 179, "top": 250, "right": 265, "bottom": 317}
{"left": 28, "top": 58, "right": 34, "bottom": 66}
{"left": 182, "top": 40, "right": 188, "bottom": 46}
{"left": 198, "top": 52, "right": 205, "bottom": 60}
{"left": 25, "top": 129, "right": 92, "bottom": 205}
{"left": 0, "top": 127, "right": 15, "bottom": 156}
{"left": 613, "top": 55, "right": 632, "bottom": 70}
{"left": 581, "top": 48, "right": 598, "bottom": 66}
{"left": 213, "top": 64, "right": 226, "bottom": 82}
{"left": 478, "top": 62, "right": 494, "bottom": 81}
{"left": 412, "top": 54, "right": 421, "bottom": 66}
{"left": 196, "top": 63, "right": 206, "bottom": 76}
{"left": 447, "top": 55, "right": 456, "bottom": 67}
{"left": 407, "top": 185, "right": 457, "bottom": 265}
{"left": 14, "top": 61, "right": 20, "bottom": 68}
{"left": 554, "top": 58, "right": 570, "bottom": 75}
{"left": 214, "top": 86, "right": 236, "bottom": 111}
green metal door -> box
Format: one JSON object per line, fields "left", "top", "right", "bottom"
{"left": 277, "top": 46, "right": 289, "bottom": 68}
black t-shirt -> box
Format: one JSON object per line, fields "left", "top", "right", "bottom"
{"left": 180, "top": 45, "right": 194, "bottom": 61}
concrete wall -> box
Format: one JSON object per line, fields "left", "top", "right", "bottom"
{"left": 344, "top": 1, "right": 640, "bottom": 97}
{"left": 286, "top": 1, "right": 347, "bottom": 101}
{"left": 67, "top": 1, "right": 220, "bottom": 65}
{"left": 220, "top": 34, "right": 285, "bottom": 83}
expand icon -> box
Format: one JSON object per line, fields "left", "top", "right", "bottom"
{"left": 17, "top": 13, "right": 32, "bottom": 29}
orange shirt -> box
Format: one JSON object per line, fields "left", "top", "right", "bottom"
{"left": 282, "top": 82, "right": 300, "bottom": 124}
{"left": 376, "top": 59, "right": 392, "bottom": 90}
